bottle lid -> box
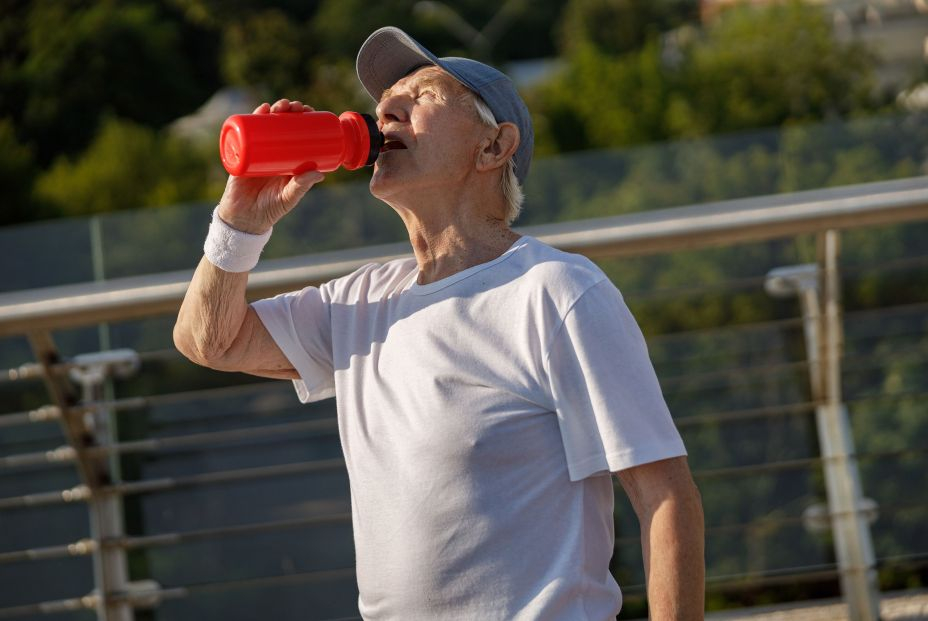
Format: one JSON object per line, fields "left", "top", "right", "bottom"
{"left": 361, "top": 113, "right": 384, "bottom": 166}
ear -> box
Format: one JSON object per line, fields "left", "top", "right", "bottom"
{"left": 476, "top": 122, "right": 519, "bottom": 174}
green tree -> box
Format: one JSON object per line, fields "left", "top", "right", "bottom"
{"left": 558, "top": 0, "right": 697, "bottom": 57}
{"left": 220, "top": 9, "right": 312, "bottom": 99}
{"left": 530, "top": 0, "right": 884, "bottom": 154}
{"left": 669, "top": 2, "right": 881, "bottom": 135}
{"left": 530, "top": 38, "right": 676, "bottom": 153}
{"left": 168, "top": 0, "right": 321, "bottom": 27}
{"left": 313, "top": 0, "right": 431, "bottom": 60}
{"left": 34, "top": 117, "right": 224, "bottom": 217}
{"left": 2, "top": 1, "right": 217, "bottom": 166}
{"left": 310, "top": 0, "right": 561, "bottom": 64}
{"left": 0, "top": 118, "right": 45, "bottom": 226}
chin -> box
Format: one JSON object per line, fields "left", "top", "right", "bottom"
{"left": 369, "top": 169, "right": 390, "bottom": 199}
{"left": 369, "top": 165, "right": 405, "bottom": 201}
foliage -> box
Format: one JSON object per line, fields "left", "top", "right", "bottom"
{"left": 34, "top": 117, "right": 225, "bottom": 217}
{"left": 670, "top": 2, "right": 880, "bottom": 135}
{"left": 0, "top": 0, "right": 570, "bottom": 225}
{"left": 1, "top": 1, "right": 217, "bottom": 167}
{"left": 530, "top": 1, "right": 885, "bottom": 154}
{"left": 312, "top": 0, "right": 422, "bottom": 60}
{"left": 530, "top": 38, "right": 675, "bottom": 153}
{"left": 220, "top": 9, "right": 311, "bottom": 99}
{"left": 523, "top": 111, "right": 926, "bottom": 227}
{"left": 311, "top": 0, "right": 561, "bottom": 63}
{"left": 558, "top": 0, "right": 697, "bottom": 57}
{"left": 0, "top": 118, "right": 44, "bottom": 226}
{"left": 168, "top": 0, "right": 322, "bottom": 27}
{"left": 0, "top": 0, "right": 907, "bottom": 226}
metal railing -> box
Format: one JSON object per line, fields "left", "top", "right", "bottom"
{"left": 0, "top": 175, "right": 926, "bottom": 621}
{"left": 1, "top": 176, "right": 925, "bottom": 336}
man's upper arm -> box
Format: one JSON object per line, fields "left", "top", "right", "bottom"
{"left": 615, "top": 456, "right": 701, "bottom": 520}
{"left": 207, "top": 306, "right": 299, "bottom": 379}
{"left": 614, "top": 457, "right": 706, "bottom": 618}
{"left": 545, "top": 277, "right": 686, "bottom": 481}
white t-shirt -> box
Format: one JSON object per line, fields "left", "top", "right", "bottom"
{"left": 253, "top": 236, "right": 686, "bottom": 620}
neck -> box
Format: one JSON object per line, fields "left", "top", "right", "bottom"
{"left": 390, "top": 192, "right": 520, "bottom": 285}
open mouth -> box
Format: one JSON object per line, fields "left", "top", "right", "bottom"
{"left": 381, "top": 140, "right": 408, "bottom": 152}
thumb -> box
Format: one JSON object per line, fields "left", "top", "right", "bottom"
{"left": 280, "top": 170, "right": 325, "bottom": 209}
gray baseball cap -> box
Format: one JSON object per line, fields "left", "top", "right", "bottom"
{"left": 356, "top": 26, "right": 534, "bottom": 185}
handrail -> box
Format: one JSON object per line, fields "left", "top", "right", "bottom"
{"left": 0, "top": 176, "right": 925, "bottom": 336}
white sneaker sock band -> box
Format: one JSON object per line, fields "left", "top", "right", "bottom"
{"left": 203, "top": 207, "right": 272, "bottom": 273}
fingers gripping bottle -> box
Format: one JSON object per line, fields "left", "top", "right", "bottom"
{"left": 219, "top": 111, "right": 384, "bottom": 177}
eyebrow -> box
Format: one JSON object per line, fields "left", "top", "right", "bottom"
{"left": 380, "top": 75, "right": 451, "bottom": 102}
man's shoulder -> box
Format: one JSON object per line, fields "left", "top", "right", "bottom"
{"left": 323, "top": 256, "right": 418, "bottom": 302}
{"left": 514, "top": 236, "right": 608, "bottom": 293}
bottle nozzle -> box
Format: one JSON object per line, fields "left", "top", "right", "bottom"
{"left": 361, "top": 114, "right": 384, "bottom": 166}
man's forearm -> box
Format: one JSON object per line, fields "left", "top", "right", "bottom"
{"left": 642, "top": 486, "right": 705, "bottom": 620}
{"left": 174, "top": 256, "right": 251, "bottom": 364}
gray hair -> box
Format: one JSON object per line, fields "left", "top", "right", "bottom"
{"left": 465, "top": 92, "right": 525, "bottom": 225}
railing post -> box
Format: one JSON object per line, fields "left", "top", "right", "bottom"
{"left": 69, "top": 350, "right": 140, "bottom": 621}
{"left": 26, "top": 332, "right": 141, "bottom": 621}
{"left": 765, "top": 230, "right": 880, "bottom": 621}
{"left": 817, "top": 230, "right": 881, "bottom": 621}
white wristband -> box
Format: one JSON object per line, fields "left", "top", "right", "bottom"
{"left": 203, "top": 207, "right": 272, "bottom": 273}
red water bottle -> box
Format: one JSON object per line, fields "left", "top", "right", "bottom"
{"left": 219, "top": 111, "right": 384, "bottom": 177}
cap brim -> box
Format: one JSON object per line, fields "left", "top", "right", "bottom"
{"left": 357, "top": 27, "right": 442, "bottom": 102}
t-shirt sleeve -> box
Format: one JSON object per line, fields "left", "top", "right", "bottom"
{"left": 545, "top": 278, "right": 686, "bottom": 482}
{"left": 251, "top": 286, "right": 336, "bottom": 403}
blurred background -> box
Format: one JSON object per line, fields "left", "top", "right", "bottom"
{"left": 0, "top": 0, "right": 927, "bottom": 620}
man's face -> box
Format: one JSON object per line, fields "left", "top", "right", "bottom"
{"left": 369, "top": 66, "right": 488, "bottom": 203}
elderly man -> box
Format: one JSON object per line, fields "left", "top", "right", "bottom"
{"left": 175, "top": 26, "right": 704, "bottom": 620}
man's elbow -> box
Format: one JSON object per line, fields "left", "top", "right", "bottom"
{"left": 686, "top": 480, "right": 705, "bottom": 532}
{"left": 655, "top": 466, "right": 705, "bottom": 533}
{"left": 173, "top": 318, "right": 229, "bottom": 370}
{"left": 674, "top": 469, "right": 704, "bottom": 527}
{"left": 173, "top": 319, "right": 204, "bottom": 366}
{"left": 684, "top": 473, "right": 703, "bottom": 508}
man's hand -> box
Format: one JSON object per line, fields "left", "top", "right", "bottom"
{"left": 217, "top": 99, "right": 326, "bottom": 234}
{"left": 616, "top": 456, "right": 705, "bottom": 620}
{"left": 174, "top": 98, "right": 325, "bottom": 375}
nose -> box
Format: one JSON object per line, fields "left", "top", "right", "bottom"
{"left": 376, "top": 93, "right": 410, "bottom": 127}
